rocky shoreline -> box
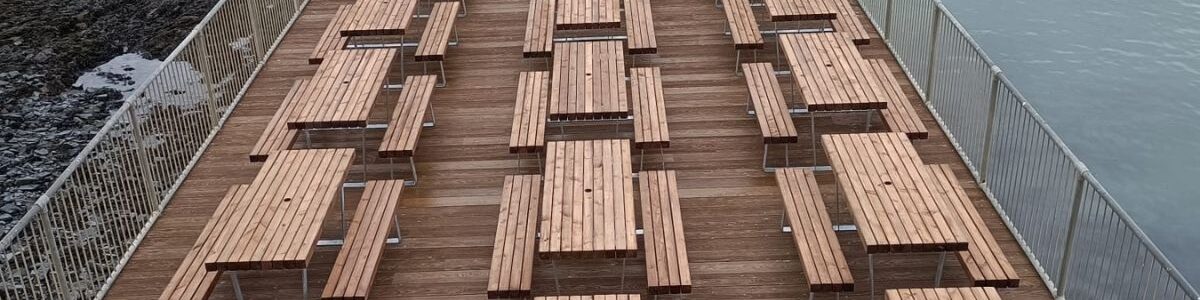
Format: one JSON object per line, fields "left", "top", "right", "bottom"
{"left": 0, "top": 0, "right": 218, "bottom": 234}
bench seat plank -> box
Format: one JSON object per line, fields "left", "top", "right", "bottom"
{"left": 340, "top": 0, "right": 420, "bottom": 37}
{"left": 623, "top": 0, "right": 657, "bottom": 54}
{"left": 310, "top": 5, "right": 353, "bottom": 64}
{"left": 249, "top": 80, "right": 307, "bottom": 162}
{"left": 831, "top": 0, "right": 870, "bottom": 45}
{"left": 415, "top": 2, "right": 461, "bottom": 62}
{"left": 723, "top": 0, "right": 764, "bottom": 49}
{"left": 775, "top": 168, "right": 854, "bottom": 292}
{"left": 321, "top": 180, "right": 405, "bottom": 300}
{"left": 926, "top": 164, "right": 1020, "bottom": 287}
{"left": 639, "top": 170, "right": 692, "bottom": 294}
{"left": 379, "top": 75, "right": 438, "bottom": 158}
{"left": 487, "top": 175, "right": 542, "bottom": 298}
{"left": 742, "top": 63, "right": 799, "bottom": 144}
{"left": 510, "top": 71, "right": 550, "bottom": 153}
{"left": 631, "top": 67, "right": 670, "bottom": 149}
{"left": 867, "top": 59, "right": 928, "bottom": 139}
{"left": 159, "top": 185, "right": 248, "bottom": 300}
{"left": 523, "top": 0, "right": 555, "bottom": 58}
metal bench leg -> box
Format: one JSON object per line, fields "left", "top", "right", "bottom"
{"left": 406, "top": 156, "right": 419, "bottom": 186}
{"left": 808, "top": 292, "right": 814, "bottom": 300}
{"left": 438, "top": 61, "right": 447, "bottom": 87}
{"left": 362, "top": 127, "right": 368, "bottom": 183}
{"left": 934, "top": 251, "right": 947, "bottom": 286}
{"left": 389, "top": 158, "right": 395, "bottom": 179}
{"left": 392, "top": 215, "right": 403, "bottom": 243}
{"left": 458, "top": 0, "right": 467, "bottom": 16}
{"left": 639, "top": 149, "right": 645, "bottom": 172}
{"left": 780, "top": 211, "right": 790, "bottom": 233}
{"left": 229, "top": 272, "right": 244, "bottom": 300}
{"left": 340, "top": 185, "right": 347, "bottom": 238}
{"left": 734, "top": 49, "right": 741, "bottom": 75}
{"left": 302, "top": 268, "right": 309, "bottom": 300}
{"left": 537, "top": 152, "right": 543, "bottom": 172}
{"left": 620, "top": 256, "right": 628, "bottom": 291}
{"left": 762, "top": 143, "right": 771, "bottom": 172}
{"left": 399, "top": 35, "right": 406, "bottom": 78}
{"left": 810, "top": 111, "right": 817, "bottom": 167}
{"left": 865, "top": 109, "right": 873, "bottom": 131}
{"left": 869, "top": 254, "right": 875, "bottom": 300}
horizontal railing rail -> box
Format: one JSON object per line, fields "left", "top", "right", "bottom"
{"left": 856, "top": 0, "right": 1199, "bottom": 298}
{"left": 0, "top": 0, "right": 309, "bottom": 298}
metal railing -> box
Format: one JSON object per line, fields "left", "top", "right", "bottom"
{"left": 0, "top": 0, "right": 308, "bottom": 298}
{"left": 856, "top": 0, "right": 1199, "bottom": 298}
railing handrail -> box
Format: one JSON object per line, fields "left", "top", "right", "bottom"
{"left": 864, "top": 0, "right": 1199, "bottom": 297}
{"left": 0, "top": 0, "right": 233, "bottom": 250}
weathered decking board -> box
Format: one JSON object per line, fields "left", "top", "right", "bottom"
{"left": 103, "top": 0, "right": 1053, "bottom": 299}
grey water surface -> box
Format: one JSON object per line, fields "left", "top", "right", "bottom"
{"left": 940, "top": 0, "right": 1200, "bottom": 282}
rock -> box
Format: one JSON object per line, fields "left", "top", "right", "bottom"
{"left": 0, "top": 203, "right": 18, "bottom": 213}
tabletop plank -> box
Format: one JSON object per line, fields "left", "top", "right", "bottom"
{"left": 286, "top": 49, "right": 396, "bottom": 129}
{"left": 821, "top": 132, "right": 967, "bottom": 253}
{"left": 539, "top": 139, "right": 637, "bottom": 258}
{"left": 550, "top": 41, "right": 629, "bottom": 120}
{"left": 885, "top": 287, "right": 1002, "bottom": 300}
{"left": 202, "top": 148, "right": 355, "bottom": 271}
{"left": 780, "top": 33, "right": 890, "bottom": 111}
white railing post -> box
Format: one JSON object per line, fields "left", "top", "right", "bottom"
{"left": 37, "top": 211, "right": 71, "bottom": 298}
{"left": 128, "top": 109, "right": 163, "bottom": 203}
{"left": 883, "top": 0, "right": 896, "bottom": 39}
{"left": 246, "top": 0, "right": 267, "bottom": 60}
{"left": 978, "top": 66, "right": 1002, "bottom": 183}
{"left": 194, "top": 32, "right": 222, "bottom": 127}
{"left": 922, "top": 2, "right": 942, "bottom": 102}
{"left": 1055, "top": 172, "right": 1088, "bottom": 298}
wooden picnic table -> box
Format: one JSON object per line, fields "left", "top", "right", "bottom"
{"left": 285, "top": 49, "right": 396, "bottom": 129}
{"left": 538, "top": 139, "right": 638, "bottom": 258}
{"left": 821, "top": 132, "right": 968, "bottom": 254}
{"left": 201, "top": 148, "right": 356, "bottom": 271}
{"left": 762, "top": 0, "right": 838, "bottom": 21}
{"left": 556, "top": 0, "right": 622, "bottom": 30}
{"left": 549, "top": 40, "right": 629, "bottom": 120}
{"left": 779, "top": 33, "right": 890, "bottom": 111}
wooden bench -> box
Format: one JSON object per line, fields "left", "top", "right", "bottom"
{"left": 415, "top": 1, "right": 461, "bottom": 87}
{"left": 867, "top": 59, "right": 928, "bottom": 139}
{"left": 523, "top": 0, "right": 555, "bottom": 58}
{"left": 723, "top": 0, "right": 764, "bottom": 72}
{"left": 159, "top": 185, "right": 248, "bottom": 300}
{"left": 638, "top": 170, "right": 692, "bottom": 294}
{"left": 339, "top": 0, "right": 420, "bottom": 37}
{"left": 831, "top": 0, "right": 870, "bottom": 45}
{"left": 249, "top": 79, "right": 306, "bottom": 162}
{"left": 379, "top": 75, "right": 437, "bottom": 159}
{"left": 631, "top": 67, "right": 670, "bottom": 149}
{"left": 742, "top": 63, "right": 798, "bottom": 170}
{"left": 535, "top": 295, "right": 641, "bottom": 300}
{"left": 774, "top": 168, "right": 854, "bottom": 294}
{"left": 309, "top": 5, "right": 352, "bottom": 64}
{"left": 925, "top": 164, "right": 1020, "bottom": 288}
{"left": 885, "top": 287, "right": 1001, "bottom": 300}
{"left": 510, "top": 71, "right": 550, "bottom": 154}
{"left": 623, "top": 0, "right": 657, "bottom": 54}
{"left": 487, "top": 175, "right": 542, "bottom": 299}
{"left": 321, "top": 180, "right": 405, "bottom": 300}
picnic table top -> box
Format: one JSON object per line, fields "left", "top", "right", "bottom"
{"left": 762, "top": 0, "right": 838, "bottom": 21}
{"left": 549, "top": 40, "right": 629, "bottom": 120}
{"left": 201, "top": 148, "right": 355, "bottom": 271}
{"left": 538, "top": 139, "right": 638, "bottom": 258}
{"left": 885, "top": 287, "right": 1002, "bottom": 300}
{"left": 780, "top": 33, "right": 890, "bottom": 111}
{"left": 555, "top": 0, "right": 622, "bottom": 30}
{"left": 284, "top": 49, "right": 396, "bottom": 129}
{"left": 339, "top": 0, "right": 420, "bottom": 36}
{"left": 821, "top": 132, "right": 968, "bottom": 254}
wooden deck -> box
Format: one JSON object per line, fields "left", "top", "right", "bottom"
{"left": 104, "top": 0, "right": 1054, "bottom": 298}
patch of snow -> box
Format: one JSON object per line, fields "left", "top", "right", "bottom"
{"left": 73, "top": 53, "right": 163, "bottom": 95}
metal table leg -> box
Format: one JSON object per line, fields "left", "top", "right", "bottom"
{"left": 229, "top": 271, "right": 244, "bottom": 300}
